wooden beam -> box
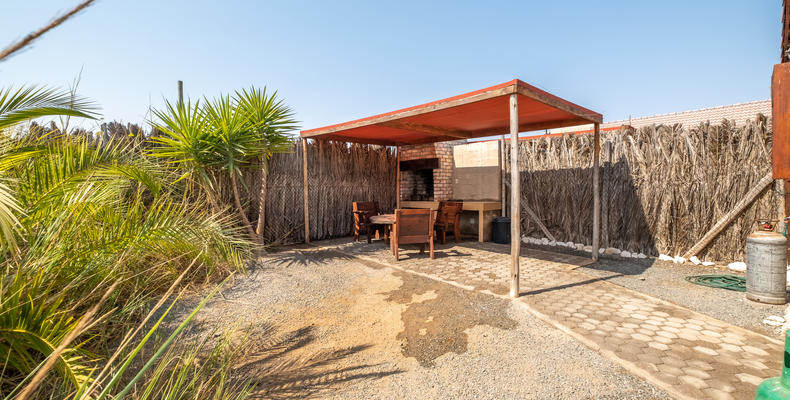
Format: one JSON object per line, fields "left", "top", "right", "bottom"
{"left": 379, "top": 120, "right": 478, "bottom": 139}
{"left": 509, "top": 93, "right": 520, "bottom": 298}
{"left": 467, "top": 117, "right": 591, "bottom": 138}
{"left": 592, "top": 123, "right": 601, "bottom": 261}
{"left": 682, "top": 171, "right": 775, "bottom": 259}
{"left": 515, "top": 82, "right": 603, "bottom": 123}
{"left": 396, "top": 146, "right": 400, "bottom": 210}
{"left": 301, "top": 83, "right": 517, "bottom": 137}
{"left": 303, "top": 139, "right": 310, "bottom": 244}
{"left": 320, "top": 134, "right": 405, "bottom": 147}
{"left": 523, "top": 203, "right": 555, "bottom": 242}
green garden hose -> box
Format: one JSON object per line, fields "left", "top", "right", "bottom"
{"left": 685, "top": 274, "right": 746, "bottom": 292}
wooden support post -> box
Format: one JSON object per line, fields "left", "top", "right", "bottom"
{"left": 303, "top": 139, "right": 310, "bottom": 244}
{"left": 592, "top": 123, "right": 601, "bottom": 261}
{"left": 396, "top": 146, "right": 401, "bottom": 210}
{"left": 682, "top": 171, "right": 775, "bottom": 258}
{"left": 500, "top": 135, "right": 506, "bottom": 217}
{"left": 509, "top": 94, "right": 520, "bottom": 298}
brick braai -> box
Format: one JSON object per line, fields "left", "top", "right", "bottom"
{"left": 399, "top": 141, "right": 463, "bottom": 202}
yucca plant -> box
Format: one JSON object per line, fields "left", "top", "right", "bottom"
{"left": 235, "top": 87, "right": 297, "bottom": 240}
{"left": 149, "top": 87, "right": 298, "bottom": 243}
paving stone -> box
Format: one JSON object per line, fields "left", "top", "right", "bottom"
{"left": 316, "top": 239, "right": 784, "bottom": 400}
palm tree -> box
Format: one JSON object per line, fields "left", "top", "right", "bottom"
{"left": 0, "top": 85, "right": 98, "bottom": 251}
{"left": 150, "top": 87, "right": 298, "bottom": 243}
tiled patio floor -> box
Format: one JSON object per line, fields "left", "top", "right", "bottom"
{"left": 311, "top": 238, "right": 783, "bottom": 400}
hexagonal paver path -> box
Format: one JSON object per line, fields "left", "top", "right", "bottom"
{"left": 310, "top": 238, "right": 783, "bottom": 400}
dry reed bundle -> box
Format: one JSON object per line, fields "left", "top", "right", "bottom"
{"left": 510, "top": 115, "right": 780, "bottom": 261}
{"left": 240, "top": 140, "right": 396, "bottom": 245}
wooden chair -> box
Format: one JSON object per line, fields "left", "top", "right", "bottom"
{"left": 352, "top": 201, "right": 380, "bottom": 243}
{"left": 435, "top": 201, "right": 463, "bottom": 244}
{"left": 392, "top": 209, "right": 436, "bottom": 261}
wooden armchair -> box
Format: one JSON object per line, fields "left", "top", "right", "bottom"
{"left": 435, "top": 201, "right": 462, "bottom": 244}
{"left": 392, "top": 209, "right": 436, "bottom": 261}
{"left": 352, "top": 201, "right": 380, "bottom": 243}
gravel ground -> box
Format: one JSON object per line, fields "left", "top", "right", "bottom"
{"left": 518, "top": 244, "right": 789, "bottom": 338}
{"left": 172, "top": 245, "right": 670, "bottom": 399}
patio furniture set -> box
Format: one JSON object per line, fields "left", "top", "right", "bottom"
{"left": 352, "top": 200, "right": 462, "bottom": 261}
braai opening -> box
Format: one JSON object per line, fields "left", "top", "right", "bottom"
{"left": 400, "top": 157, "right": 439, "bottom": 201}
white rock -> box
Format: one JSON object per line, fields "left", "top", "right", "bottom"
{"left": 599, "top": 248, "right": 605, "bottom": 254}
{"left": 658, "top": 254, "right": 674, "bottom": 262}
{"left": 636, "top": 253, "right": 648, "bottom": 259}
{"left": 548, "top": 241, "right": 557, "bottom": 247}
{"left": 565, "top": 241, "right": 575, "bottom": 247}
{"left": 673, "top": 256, "right": 686, "bottom": 264}
{"left": 689, "top": 256, "right": 701, "bottom": 265}
{"left": 583, "top": 245, "right": 592, "bottom": 252}
{"left": 540, "top": 238, "right": 550, "bottom": 245}
{"left": 763, "top": 315, "right": 786, "bottom": 326}
{"left": 702, "top": 261, "right": 715, "bottom": 266}
{"left": 728, "top": 262, "right": 747, "bottom": 272}
{"left": 521, "top": 236, "right": 528, "bottom": 243}
{"left": 621, "top": 250, "right": 632, "bottom": 258}
{"left": 604, "top": 247, "right": 621, "bottom": 255}
{"left": 575, "top": 243, "right": 585, "bottom": 251}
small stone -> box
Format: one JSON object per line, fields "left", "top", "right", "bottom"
{"left": 728, "top": 261, "right": 747, "bottom": 272}
{"left": 763, "top": 316, "right": 785, "bottom": 326}
{"left": 673, "top": 255, "right": 686, "bottom": 264}
{"left": 620, "top": 250, "right": 632, "bottom": 258}
{"left": 702, "top": 261, "right": 715, "bottom": 266}
{"left": 689, "top": 256, "right": 701, "bottom": 265}
{"left": 636, "top": 253, "right": 647, "bottom": 259}
{"left": 604, "top": 247, "right": 620, "bottom": 255}
{"left": 658, "top": 254, "right": 673, "bottom": 262}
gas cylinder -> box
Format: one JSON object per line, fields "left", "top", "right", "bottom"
{"left": 746, "top": 230, "right": 788, "bottom": 305}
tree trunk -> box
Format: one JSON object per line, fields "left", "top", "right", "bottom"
{"left": 255, "top": 159, "right": 268, "bottom": 241}
{"left": 230, "top": 169, "right": 259, "bottom": 241}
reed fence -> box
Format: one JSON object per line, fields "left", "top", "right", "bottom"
{"left": 510, "top": 115, "right": 781, "bottom": 261}
{"left": 241, "top": 140, "right": 396, "bottom": 245}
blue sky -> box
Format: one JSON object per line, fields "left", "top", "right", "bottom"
{"left": 0, "top": 1, "right": 781, "bottom": 132}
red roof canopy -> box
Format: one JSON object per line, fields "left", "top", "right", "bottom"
{"left": 300, "top": 79, "right": 602, "bottom": 146}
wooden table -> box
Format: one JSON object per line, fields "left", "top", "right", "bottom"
{"left": 370, "top": 214, "right": 395, "bottom": 252}
{"left": 370, "top": 213, "right": 394, "bottom": 239}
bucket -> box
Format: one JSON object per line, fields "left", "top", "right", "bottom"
{"left": 746, "top": 231, "right": 788, "bottom": 305}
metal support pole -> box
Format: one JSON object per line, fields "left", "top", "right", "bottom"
{"left": 592, "top": 122, "right": 601, "bottom": 261}
{"left": 509, "top": 94, "right": 520, "bottom": 298}
{"left": 177, "top": 80, "right": 183, "bottom": 108}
